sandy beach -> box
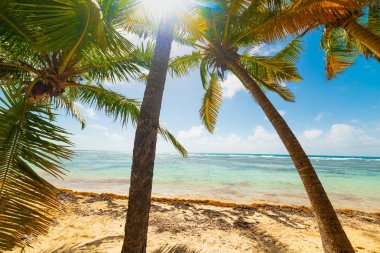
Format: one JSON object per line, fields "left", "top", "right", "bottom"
{"left": 13, "top": 190, "right": 380, "bottom": 253}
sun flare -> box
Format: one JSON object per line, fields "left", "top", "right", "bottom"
{"left": 142, "top": 0, "right": 183, "bottom": 15}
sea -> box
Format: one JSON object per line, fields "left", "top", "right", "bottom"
{"left": 44, "top": 151, "right": 380, "bottom": 212}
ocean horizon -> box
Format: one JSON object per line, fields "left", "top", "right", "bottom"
{"left": 43, "top": 151, "right": 380, "bottom": 212}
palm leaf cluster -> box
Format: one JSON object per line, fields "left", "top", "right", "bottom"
{"left": 320, "top": 2, "right": 380, "bottom": 79}
{"left": 249, "top": 0, "right": 380, "bottom": 79}
{"left": 169, "top": 0, "right": 304, "bottom": 132}
{"left": 0, "top": 0, "right": 186, "bottom": 250}
{"left": 0, "top": 86, "right": 73, "bottom": 250}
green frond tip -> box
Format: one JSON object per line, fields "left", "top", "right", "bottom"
{"left": 52, "top": 96, "right": 86, "bottom": 130}
{"left": 158, "top": 125, "right": 188, "bottom": 157}
{"left": 264, "top": 81, "right": 295, "bottom": 102}
{"left": 169, "top": 51, "right": 202, "bottom": 78}
{"left": 200, "top": 74, "right": 223, "bottom": 133}
{"left": 74, "top": 84, "right": 141, "bottom": 127}
{"left": 239, "top": 55, "right": 302, "bottom": 84}
{"left": 273, "top": 39, "right": 304, "bottom": 63}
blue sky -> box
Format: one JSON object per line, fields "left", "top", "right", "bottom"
{"left": 58, "top": 30, "right": 380, "bottom": 156}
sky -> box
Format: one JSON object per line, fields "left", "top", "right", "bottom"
{"left": 58, "top": 30, "right": 380, "bottom": 156}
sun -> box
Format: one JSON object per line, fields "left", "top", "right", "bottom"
{"left": 142, "top": 0, "right": 184, "bottom": 15}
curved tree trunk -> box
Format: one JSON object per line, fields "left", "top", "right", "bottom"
{"left": 121, "top": 16, "right": 175, "bottom": 253}
{"left": 226, "top": 59, "right": 355, "bottom": 253}
{"left": 344, "top": 19, "right": 380, "bottom": 58}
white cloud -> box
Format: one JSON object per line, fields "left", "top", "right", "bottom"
{"left": 221, "top": 75, "right": 245, "bottom": 98}
{"left": 299, "top": 124, "right": 380, "bottom": 155}
{"left": 248, "top": 125, "right": 278, "bottom": 142}
{"left": 75, "top": 102, "right": 97, "bottom": 119}
{"left": 178, "top": 125, "right": 206, "bottom": 139}
{"left": 251, "top": 43, "right": 283, "bottom": 56}
{"left": 302, "top": 129, "right": 323, "bottom": 140}
{"left": 89, "top": 124, "right": 108, "bottom": 131}
{"left": 325, "top": 124, "right": 375, "bottom": 147}
{"left": 173, "top": 124, "right": 380, "bottom": 156}
{"left": 105, "top": 132, "right": 127, "bottom": 142}
{"left": 314, "top": 112, "right": 324, "bottom": 122}
{"left": 175, "top": 125, "right": 285, "bottom": 154}
{"left": 170, "top": 42, "right": 195, "bottom": 58}
{"left": 71, "top": 128, "right": 134, "bottom": 151}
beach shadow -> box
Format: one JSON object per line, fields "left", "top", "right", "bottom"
{"left": 40, "top": 236, "right": 124, "bottom": 252}
{"left": 152, "top": 244, "right": 200, "bottom": 253}
{"left": 234, "top": 217, "right": 289, "bottom": 253}
{"left": 233, "top": 206, "right": 310, "bottom": 229}
{"left": 78, "top": 235, "right": 124, "bottom": 250}
{"left": 38, "top": 241, "right": 199, "bottom": 253}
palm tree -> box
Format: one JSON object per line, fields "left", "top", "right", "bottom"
{"left": 0, "top": 0, "right": 185, "bottom": 250}
{"left": 168, "top": 1, "right": 355, "bottom": 252}
{"left": 121, "top": 12, "right": 176, "bottom": 252}
{"left": 120, "top": 3, "right": 209, "bottom": 250}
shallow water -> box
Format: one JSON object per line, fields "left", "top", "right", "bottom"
{"left": 44, "top": 151, "right": 380, "bottom": 211}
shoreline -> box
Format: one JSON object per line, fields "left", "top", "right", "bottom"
{"left": 14, "top": 189, "right": 380, "bottom": 253}
{"left": 59, "top": 188, "right": 380, "bottom": 215}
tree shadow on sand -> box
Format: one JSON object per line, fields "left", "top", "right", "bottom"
{"left": 38, "top": 242, "right": 199, "bottom": 253}
{"left": 233, "top": 217, "right": 288, "bottom": 253}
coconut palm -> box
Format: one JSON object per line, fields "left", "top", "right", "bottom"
{"left": 121, "top": 13, "right": 177, "bottom": 252}
{"left": 167, "top": 1, "right": 355, "bottom": 252}
{"left": 0, "top": 0, "right": 186, "bottom": 250}
{"left": 122, "top": 1, "right": 298, "bottom": 251}
{"left": 120, "top": 3, "right": 210, "bottom": 250}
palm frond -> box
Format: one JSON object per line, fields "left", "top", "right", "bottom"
{"left": 200, "top": 59, "right": 208, "bottom": 89}
{"left": 272, "top": 39, "right": 304, "bottom": 63}
{"left": 169, "top": 51, "right": 202, "bottom": 77}
{"left": 73, "top": 84, "right": 141, "bottom": 127}
{"left": 0, "top": 0, "right": 35, "bottom": 44}
{"left": 0, "top": 62, "right": 35, "bottom": 81}
{"left": 78, "top": 49, "right": 141, "bottom": 83}
{"left": 255, "top": 77, "right": 295, "bottom": 102}
{"left": 367, "top": 2, "right": 380, "bottom": 36}
{"left": 321, "top": 28, "right": 358, "bottom": 79}
{"left": 52, "top": 95, "right": 86, "bottom": 130}
{"left": 122, "top": 6, "right": 159, "bottom": 39}
{"left": 158, "top": 125, "right": 188, "bottom": 157}
{"left": 238, "top": 0, "right": 363, "bottom": 43}
{"left": 239, "top": 55, "right": 302, "bottom": 83}
{"left": 67, "top": 84, "right": 187, "bottom": 156}
{"left": 0, "top": 86, "right": 73, "bottom": 251}
{"left": 200, "top": 74, "right": 223, "bottom": 133}
{"left": 131, "top": 40, "right": 156, "bottom": 70}
{"left": 14, "top": 0, "right": 134, "bottom": 74}
{"left": 14, "top": 0, "right": 98, "bottom": 56}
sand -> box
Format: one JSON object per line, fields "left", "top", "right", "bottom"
{"left": 13, "top": 190, "right": 380, "bottom": 253}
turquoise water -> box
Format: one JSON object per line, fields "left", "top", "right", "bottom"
{"left": 45, "top": 151, "right": 380, "bottom": 211}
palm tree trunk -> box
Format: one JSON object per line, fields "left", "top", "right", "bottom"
{"left": 121, "top": 16, "right": 175, "bottom": 253}
{"left": 344, "top": 19, "right": 380, "bottom": 58}
{"left": 226, "top": 59, "right": 355, "bottom": 253}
